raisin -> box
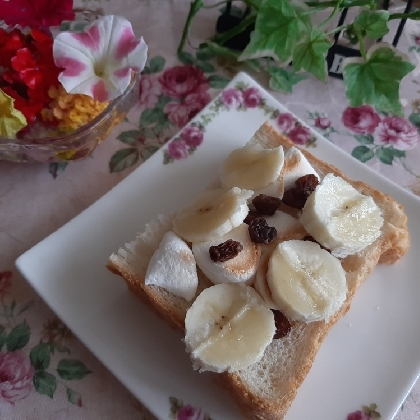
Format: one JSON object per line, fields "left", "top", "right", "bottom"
{"left": 209, "top": 239, "right": 243, "bottom": 263}
{"left": 282, "top": 174, "right": 319, "bottom": 209}
{"left": 248, "top": 217, "right": 277, "bottom": 244}
{"left": 272, "top": 310, "right": 291, "bottom": 339}
{"left": 252, "top": 194, "right": 282, "bottom": 216}
{"left": 244, "top": 209, "right": 260, "bottom": 225}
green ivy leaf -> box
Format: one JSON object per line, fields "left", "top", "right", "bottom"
{"left": 66, "top": 387, "right": 82, "bottom": 406}
{"left": 148, "top": 56, "right": 165, "bottom": 73}
{"left": 109, "top": 148, "right": 140, "bottom": 173}
{"left": 57, "top": 359, "right": 92, "bottom": 380}
{"left": 207, "top": 74, "right": 231, "bottom": 89}
{"left": 33, "top": 371, "right": 57, "bottom": 398}
{"left": 376, "top": 147, "right": 394, "bottom": 164}
{"left": 355, "top": 134, "right": 374, "bottom": 144}
{"left": 117, "top": 130, "right": 142, "bottom": 145}
{"left": 292, "top": 30, "right": 332, "bottom": 82}
{"left": 343, "top": 45, "right": 415, "bottom": 116}
{"left": 351, "top": 145, "right": 374, "bottom": 162}
{"left": 0, "top": 326, "right": 7, "bottom": 351}
{"left": 353, "top": 10, "right": 390, "bottom": 39}
{"left": 239, "top": 0, "right": 311, "bottom": 64}
{"left": 30, "top": 343, "right": 51, "bottom": 371}
{"left": 178, "top": 51, "right": 196, "bottom": 65}
{"left": 6, "top": 322, "right": 30, "bottom": 351}
{"left": 267, "top": 66, "right": 306, "bottom": 93}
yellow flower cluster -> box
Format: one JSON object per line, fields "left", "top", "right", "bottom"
{"left": 42, "top": 85, "right": 110, "bottom": 132}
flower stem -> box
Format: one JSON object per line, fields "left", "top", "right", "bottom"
{"left": 326, "top": 24, "right": 349, "bottom": 36}
{"left": 177, "top": 0, "right": 204, "bottom": 55}
{"left": 317, "top": 0, "right": 343, "bottom": 29}
{"left": 355, "top": 28, "right": 367, "bottom": 60}
{"left": 209, "top": 13, "right": 256, "bottom": 45}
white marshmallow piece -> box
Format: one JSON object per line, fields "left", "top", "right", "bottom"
{"left": 283, "top": 147, "right": 320, "bottom": 190}
{"left": 145, "top": 231, "right": 198, "bottom": 301}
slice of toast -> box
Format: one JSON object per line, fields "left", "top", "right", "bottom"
{"left": 107, "top": 122, "right": 409, "bottom": 420}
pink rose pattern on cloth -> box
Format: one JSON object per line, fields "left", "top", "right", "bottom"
{"left": 342, "top": 106, "right": 419, "bottom": 151}
{"left": 177, "top": 404, "right": 205, "bottom": 420}
{"left": 0, "top": 351, "right": 35, "bottom": 404}
{"left": 138, "top": 74, "right": 161, "bottom": 112}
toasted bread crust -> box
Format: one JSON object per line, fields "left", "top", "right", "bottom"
{"left": 107, "top": 122, "right": 409, "bottom": 420}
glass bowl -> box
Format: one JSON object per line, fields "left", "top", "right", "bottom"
{"left": 0, "top": 72, "right": 140, "bottom": 164}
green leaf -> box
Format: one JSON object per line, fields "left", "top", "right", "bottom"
{"left": 178, "top": 51, "right": 196, "bottom": 65}
{"left": 155, "top": 95, "right": 172, "bottom": 110}
{"left": 351, "top": 145, "right": 374, "bottom": 162}
{"left": 343, "top": 45, "right": 415, "bottom": 116}
{"left": 66, "top": 387, "right": 82, "bottom": 406}
{"left": 17, "top": 300, "right": 34, "bottom": 316}
{"left": 355, "top": 134, "right": 374, "bottom": 144}
{"left": 109, "top": 148, "right": 140, "bottom": 173}
{"left": 140, "top": 145, "right": 160, "bottom": 161}
{"left": 207, "top": 74, "right": 231, "bottom": 89}
{"left": 117, "top": 130, "right": 142, "bottom": 145}
{"left": 49, "top": 162, "right": 69, "bottom": 179}
{"left": 353, "top": 10, "right": 390, "bottom": 39}
{"left": 196, "top": 46, "right": 215, "bottom": 61}
{"left": 140, "top": 108, "right": 166, "bottom": 126}
{"left": 33, "top": 371, "right": 57, "bottom": 398}
{"left": 148, "top": 56, "right": 165, "bottom": 73}
{"left": 376, "top": 147, "right": 394, "bottom": 164}
{"left": 409, "top": 112, "right": 420, "bottom": 129}
{"left": 240, "top": 0, "right": 311, "bottom": 64}
{"left": 57, "top": 359, "right": 92, "bottom": 380}
{"left": 267, "top": 67, "right": 306, "bottom": 93}
{"left": 30, "top": 343, "right": 51, "bottom": 371}
{"left": 0, "top": 326, "right": 7, "bottom": 351}
{"left": 196, "top": 61, "right": 215, "bottom": 73}
{"left": 389, "top": 147, "right": 405, "bottom": 158}
{"left": 292, "top": 30, "right": 332, "bottom": 82}
{"left": 6, "top": 322, "right": 30, "bottom": 351}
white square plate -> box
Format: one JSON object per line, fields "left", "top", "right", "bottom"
{"left": 17, "top": 72, "right": 420, "bottom": 420}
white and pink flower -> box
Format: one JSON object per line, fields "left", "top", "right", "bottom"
{"left": 288, "top": 125, "right": 312, "bottom": 145}
{"left": 375, "top": 116, "right": 420, "bottom": 150}
{"left": 53, "top": 15, "right": 148, "bottom": 101}
{"left": 138, "top": 74, "right": 161, "bottom": 112}
{"left": 168, "top": 140, "right": 189, "bottom": 160}
{"left": 177, "top": 404, "right": 205, "bottom": 420}
{"left": 0, "top": 351, "right": 35, "bottom": 404}
{"left": 181, "top": 126, "right": 204, "bottom": 147}
{"left": 221, "top": 88, "right": 243, "bottom": 109}
{"left": 276, "top": 113, "right": 296, "bottom": 133}
{"left": 342, "top": 105, "right": 380, "bottom": 134}
{"left": 242, "top": 87, "right": 261, "bottom": 108}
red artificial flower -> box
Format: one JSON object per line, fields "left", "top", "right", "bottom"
{"left": 0, "top": 0, "right": 75, "bottom": 28}
{"left": 0, "top": 28, "right": 26, "bottom": 68}
{"left": 2, "top": 86, "right": 44, "bottom": 124}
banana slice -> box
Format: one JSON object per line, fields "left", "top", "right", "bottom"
{"left": 184, "top": 283, "right": 275, "bottom": 372}
{"left": 173, "top": 187, "right": 253, "bottom": 243}
{"left": 267, "top": 240, "right": 347, "bottom": 322}
{"left": 254, "top": 251, "right": 279, "bottom": 310}
{"left": 299, "top": 174, "right": 383, "bottom": 258}
{"left": 283, "top": 147, "right": 320, "bottom": 190}
{"left": 221, "top": 143, "right": 284, "bottom": 191}
{"left": 145, "top": 231, "right": 198, "bottom": 301}
{"left": 192, "top": 224, "right": 260, "bottom": 285}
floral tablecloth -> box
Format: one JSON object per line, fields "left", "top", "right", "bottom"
{"left": 1, "top": 1, "right": 420, "bottom": 419}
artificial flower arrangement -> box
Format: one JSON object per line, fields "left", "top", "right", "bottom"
{"left": 178, "top": 0, "right": 420, "bottom": 116}
{"left": 0, "top": 0, "right": 148, "bottom": 143}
